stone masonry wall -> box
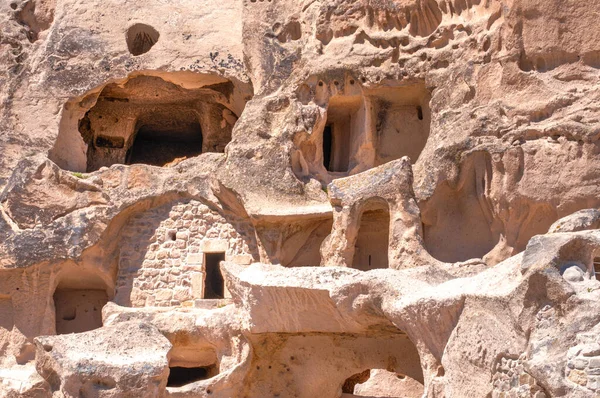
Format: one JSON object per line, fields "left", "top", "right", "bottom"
{"left": 114, "top": 199, "right": 257, "bottom": 307}
{"left": 565, "top": 332, "right": 600, "bottom": 393}
{"left": 491, "top": 354, "right": 547, "bottom": 398}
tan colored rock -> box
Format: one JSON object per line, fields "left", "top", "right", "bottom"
{"left": 2, "top": 0, "right": 600, "bottom": 397}
{"left": 353, "top": 369, "right": 424, "bottom": 397}
{"left": 34, "top": 321, "right": 171, "bottom": 397}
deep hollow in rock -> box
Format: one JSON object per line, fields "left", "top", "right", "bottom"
{"left": 0, "top": 295, "right": 14, "bottom": 331}
{"left": 126, "top": 23, "right": 160, "bottom": 56}
{"left": 345, "top": 369, "right": 425, "bottom": 397}
{"left": 281, "top": 218, "right": 334, "bottom": 267}
{"left": 50, "top": 73, "right": 250, "bottom": 172}
{"left": 126, "top": 112, "right": 203, "bottom": 167}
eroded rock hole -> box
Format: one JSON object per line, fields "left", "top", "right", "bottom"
{"left": 14, "top": 0, "right": 56, "bottom": 42}
{"left": 96, "top": 135, "right": 124, "bottom": 149}
{"left": 203, "top": 253, "right": 225, "bottom": 299}
{"left": 61, "top": 306, "right": 76, "bottom": 321}
{"left": 281, "top": 218, "right": 334, "bottom": 267}
{"left": 422, "top": 152, "right": 500, "bottom": 263}
{"left": 352, "top": 208, "right": 390, "bottom": 270}
{"left": 126, "top": 23, "right": 159, "bottom": 56}
{"left": 276, "top": 20, "right": 302, "bottom": 43}
{"left": 167, "top": 366, "right": 215, "bottom": 387}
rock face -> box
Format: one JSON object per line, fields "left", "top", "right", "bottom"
{"left": 1, "top": 0, "right": 600, "bottom": 397}
{"left": 34, "top": 321, "right": 171, "bottom": 397}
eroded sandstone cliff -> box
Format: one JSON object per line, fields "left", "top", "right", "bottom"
{"left": 1, "top": 0, "right": 600, "bottom": 397}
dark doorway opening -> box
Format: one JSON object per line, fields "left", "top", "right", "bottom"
{"left": 127, "top": 114, "right": 203, "bottom": 167}
{"left": 323, "top": 125, "right": 333, "bottom": 170}
{"left": 594, "top": 257, "right": 600, "bottom": 280}
{"left": 204, "top": 253, "right": 225, "bottom": 299}
{"left": 167, "top": 366, "right": 213, "bottom": 387}
{"left": 322, "top": 121, "right": 350, "bottom": 173}
{"left": 323, "top": 96, "right": 358, "bottom": 173}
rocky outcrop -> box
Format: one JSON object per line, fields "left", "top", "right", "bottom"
{"left": 2, "top": 0, "right": 600, "bottom": 397}
{"left": 34, "top": 321, "right": 171, "bottom": 396}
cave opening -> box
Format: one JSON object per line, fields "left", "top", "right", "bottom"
{"left": 49, "top": 74, "right": 251, "bottom": 172}
{"left": 167, "top": 366, "right": 215, "bottom": 387}
{"left": 126, "top": 23, "right": 160, "bottom": 56}
{"left": 342, "top": 369, "right": 371, "bottom": 393}
{"left": 322, "top": 119, "right": 350, "bottom": 172}
{"left": 0, "top": 296, "right": 14, "bottom": 331}
{"left": 373, "top": 84, "right": 431, "bottom": 166}
{"left": 294, "top": 81, "right": 432, "bottom": 184}
{"left": 126, "top": 112, "right": 203, "bottom": 167}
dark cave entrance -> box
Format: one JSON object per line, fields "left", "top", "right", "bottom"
{"left": 126, "top": 117, "right": 203, "bottom": 167}
{"left": 322, "top": 116, "right": 351, "bottom": 173}
{"left": 167, "top": 366, "right": 214, "bottom": 387}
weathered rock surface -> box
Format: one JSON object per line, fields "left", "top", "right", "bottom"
{"left": 34, "top": 321, "right": 171, "bottom": 397}
{"left": 2, "top": 0, "right": 600, "bottom": 397}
